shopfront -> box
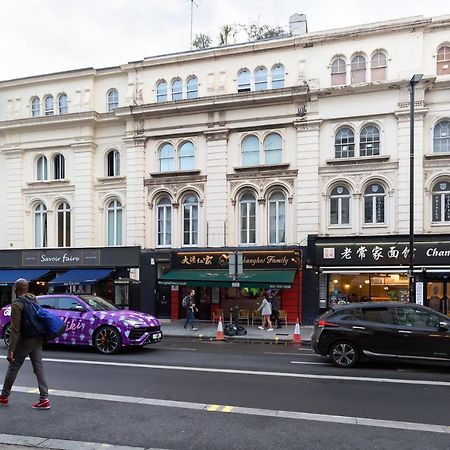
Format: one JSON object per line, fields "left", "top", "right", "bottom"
{"left": 308, "top": 235, "right": 450, "bottom": 316}
{"left": 157, "top": 248, "right": 304, "bottom": 323}
{"left": 0, "top": 247, "right": 141, "bottom": 308}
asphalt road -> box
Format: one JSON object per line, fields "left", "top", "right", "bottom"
{"left": 0, "top": 339, "right": 449, "bottom": 450}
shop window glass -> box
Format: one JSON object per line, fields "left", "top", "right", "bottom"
{"left": 159, "top": 143, "right": 175, "bottom": 171}
{"left": 268, "top": 191, "right": 286, "bottom": 244}
{"left": 179, "top": 141, "right": 195, "bottom": 170}
{"left": 432, "top": 181, "right": 450, "bottom": 223}
{"left": 242, "top": 135, "right": 260, "bottom": 166}
{"left": 433, "top": 120, "right": 450, "bottom": 153}
{"left": 335, "top": 127, "right": 354, "bottom": 158}
{"left": 364, "top": 183, "right": 385, "bottom": 224}
{"left": 360, "top": 125, "right": 380, "bottom": 156}
{"left": 107, "top": 200, "right": 122, "bottom": 246}
{"left": 351, "top": 55, "right": 366, "bottom": 83}
{"left": 34, "top": 203, "right": 48, "bottom": 248}
{"left": 254, "top": 67, "right": 267, "bottom": 91}
{"left": 331, "top": 58, "right": 346, "bottom": 86}
{"left": 371, "top": 52, "right": 387, "bottom": 81}
{"left": 240, "top": 192, "right": 256, "bottom": 245}
{"left": 182, "top": 194, "right": 199, "bottom": 246}
{"left": 157, "top": 197, "right": 172, "bottom": 247}
{"left": 264, "top": 133, "right": 282, "bottom": 164}
{"left": 330, "top": 185, "right": 350, "bottom": 225}
{"left": 57, "top": 202, "right": 71, "bottom": 247}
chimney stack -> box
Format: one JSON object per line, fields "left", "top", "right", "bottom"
{"left": 289, "top": 13, "right": 308, "bottom": 35}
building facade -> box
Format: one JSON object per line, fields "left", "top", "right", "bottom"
{"left": 0, "top": 14, "right": 449, "bottom": 321}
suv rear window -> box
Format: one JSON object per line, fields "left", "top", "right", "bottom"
{"left": 355, "top": 307, "right": 395, "bottom": 324}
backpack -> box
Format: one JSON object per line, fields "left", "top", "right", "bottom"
{"left": 182, "top": 295, "right": 190, "bottom": 308}
{"left": 17, "top": 296, "right": 66, "bottom": 341}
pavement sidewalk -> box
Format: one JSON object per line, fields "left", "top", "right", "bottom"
{"left": 160, "top": 319, "right": 313, "bottom": 344}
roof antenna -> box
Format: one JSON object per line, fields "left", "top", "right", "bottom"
{"left": 190, "top": 0, "right": 198, "bottom": 50}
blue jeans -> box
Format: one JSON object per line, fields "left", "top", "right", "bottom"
{"left": 184, "top": 309, "right": 195, "bottom": 329}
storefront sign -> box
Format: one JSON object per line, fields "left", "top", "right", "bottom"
{"left": 415, "top": 282, "right": 424, "bottom": 305}
{"left": 22, "top": 249, "right": 100, "bottom": 267}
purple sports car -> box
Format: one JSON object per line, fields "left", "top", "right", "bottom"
{"left": 0, "top": 294, "right": 162, "bottom": 354}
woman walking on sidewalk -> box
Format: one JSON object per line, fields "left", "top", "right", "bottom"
{"left": 256, "top": 291, "right": 273, "bottom": 331}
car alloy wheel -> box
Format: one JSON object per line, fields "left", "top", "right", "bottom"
{"left": 94, "top": 326, "right": 122, "bottom": 354}
{"left": 3, "top": 325, "right": 10, "bottom": 348}
{"left": 331, "top": 342, "right": 358, "bottom": 368}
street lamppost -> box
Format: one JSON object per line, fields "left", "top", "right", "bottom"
{"left": 409, "top": 73, "right": 423, "bottom": 304}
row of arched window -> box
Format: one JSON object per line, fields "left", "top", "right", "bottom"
{"left": 31, "top": 94, "right": 68, "bottom": 117}
{"left": 156, "top": 77, "right": 198, "bottom": 102}
{"left": 237, "top": 64, "right": 285, "bottom": 92}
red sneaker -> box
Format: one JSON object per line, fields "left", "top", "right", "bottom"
{"left": 32, "top": 399, "right": 50, "bottom": 410}
{"left": 0, "top": 396, "right": 8, "bottom": 406}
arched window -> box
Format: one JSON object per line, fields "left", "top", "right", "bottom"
{"left": 44, "top": 95, "right": 54, "bottom": 116}
{"left": 57, "top": 202, "right": 71, "bottom": 247}
{"left": 53, "top": 154, "right": 65, "bottom": 179}
{"left": 156, "top": 81, "right": 167, "bottom": 102}
{"left": 237, "top": 69, "right": 251, "bottom": 93}
{"left": 335, "top": 127, "right": 355, "bottom": 158}
{"left": 179, "top": 141, "right": 195, "bottom": 170}
{"left": 433, "top": 120, "right": 450, "bottom": 153}
{"left": 364, "top": 183, "right": 386, "bottom": 224}
{"left": 242, "top": 135, "right": 260, "bottom": 166}
{"left": 34, "top": 203, "right": 48, "bottom": 248}
{"left": 351, "top": 55, "right": 366, "bottom": 84}
{"left": 31, "top": 97, "right": 40, "bottom": 117}
{"left": 58, "top": 94, "right": 68, "bottom": 114}
{"left": 157, "top": 197, "right": 172, "bottom": 247}
{"left": 360, "top": 125, "right": 380, "bottom": 156}
{"left": 437, "top": 45, "right": 450, "bottom": 76}
{"left": 271, "top": 64, "right": 285, "bottom": 89}
{"left": 330, "top": 185, "right": 351, "bottom": 225}
{"left": 107, "top": 89, "right": 119, "bottom": 112}
{"left": 432, "top": 181, "right": 450, "bottom": 223}
{"left": 106, "top": 149, "right": 120, "bottom": 176}
{"left": 331, "top": 58, "right": 346, "bottom": 86}
{"left": 371, "top": 52, "right": 387, "bottom": 81}
{"left": 182, "top": 194, "right": 199, "bottom": 246}
{"left": 254, "top": 67, "right": 267, "bottom": 91}
{"left": 186, "top": 76, "right": 198, "bottom": 99}
{"left": 268, "top": 191, "right": 286, "bottom": 244}
{"left": 264, "top": 133, "right": 282, "bottom": 164}
{"left": 240, "top": 192, "right": 256, "bottom": 245}
{"left": 107, "top": 200, "right": 123, "bottom": 246}
{"left": 37, "top": 156, "right": 48, "bottom": 181}
{"left": 171, "top": 79, "right": 183, "bottom": 101}
{"left": 159, "top": 143, "right": 175, "bottom": 171}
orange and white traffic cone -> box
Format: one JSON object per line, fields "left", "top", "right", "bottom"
{"left": 293, "top": 317, "right": 302, "bottom": 345}
{"left": 216, "top": 316, "right": 224, "bottom": 341}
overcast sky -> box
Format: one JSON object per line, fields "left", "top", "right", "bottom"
{"left": 0, "top": 0, "right": 447, "bottom": 80}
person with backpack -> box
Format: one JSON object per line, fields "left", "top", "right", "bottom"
{"left": 183, "top": 289, "right": 198, "bottom": 331}
{"left": 0, "top": 278, "right": 50, "bottom": 410}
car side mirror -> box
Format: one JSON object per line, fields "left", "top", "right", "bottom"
{"left": 438, "top": 321, "right": 449, "bottom": 331}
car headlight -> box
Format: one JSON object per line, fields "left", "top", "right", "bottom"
{"left": 122, "top": 319, "right": 142, "bottom": 327}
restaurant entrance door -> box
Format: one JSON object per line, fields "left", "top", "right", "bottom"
{"left": 426, "top": 279, "right": 449, "bottom": 315}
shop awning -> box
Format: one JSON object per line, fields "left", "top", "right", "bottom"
{"left": 0, "top": 269, "right": 51, "bottom": 286}
{"left": 49, "top": 268, "right": 113, "bottom": 286}
{"left": 159, "top": 269, "right": 296, "bottom": 289}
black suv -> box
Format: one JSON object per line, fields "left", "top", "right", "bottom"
{"left": 311, "top": 302, "right": 450, "bottom": 368}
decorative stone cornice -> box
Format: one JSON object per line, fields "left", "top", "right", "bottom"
{"left": 294, "top": 119, "right": 322, "bottom": 132}
{"left": 227, "top": 168, "right": 298, "bottom": 181}
{"left": 319, "top": 161, "right": 398, "bottom": 174}
{"left": 145, "top": 172, "right": 206, "bottom": 186}
{"left": 1, "top": 147, "right": 23, "bottom": 157}
{"left": 326, "top": 155, "right": 390, "bottom": 165}
{"left": 203, "top": 128, "right": 230, "bottom": 142}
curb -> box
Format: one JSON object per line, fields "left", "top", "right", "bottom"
{"left": 162, "top": 334, "right": 312, "bottom": 346}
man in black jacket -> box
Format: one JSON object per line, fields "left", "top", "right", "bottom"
{"left": 0, "top": 278, "right": 50, "bottom": 410}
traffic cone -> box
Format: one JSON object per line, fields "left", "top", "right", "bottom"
{"left": 216, "top": 316, "right": 224, "bottom": 341}
{"left": 293, "top": 317, "right": 302, "bottom": 344}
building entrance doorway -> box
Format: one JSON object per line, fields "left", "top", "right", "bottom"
{"left": 426, "top": 280, "right": 449, "bottom": 315}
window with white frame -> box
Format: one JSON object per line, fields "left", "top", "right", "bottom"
{"left": 239, "top": 192, "right": 256, "bottom": 245}
{"left": 34, "top": 203, "right": 48, "bottom": 248}
{"left": 432, "top": 181, "right": 450, "bottom": 223}
{"left": 433, "top": 120, "right": 450, "bottom": 153}
{"left": 107, "top": 200, "right": 123, "bottom": 246}
{"left": 44, "top": 95, "right": 54, "bottom": 116}
{"left": 53, "top": 154, "right": 65, "bottom": 180}
{"left": 237, "top": 69, "right": 251, "bottom": 92}
{"left": 335, "top": 127, "right": 355, "bottom": 158}
{"left": 242, "top": 135, "right": 260, "bottom": 166}
{"left": 107, "top": 89, "right": 119, "bottom": 112}
{"left": 254, "top": 67, "right": 267, "bottom": 91}
{"left": 264, "top": 133, "right": 282, "bottom": 164}
{"left": 57, "top": 202, "right": 71, "bottom": 247}
{"left": 437, "top": 45, "right": 450, "bottom": 76}
{"left": 330, "top": 185, "right": 350, "bottom": 225}
{"left": 360, "top": 125, "right": 380, "bottom": 156}
{"left": 159, "top": 143, "right": 175, "bottom": 171}
{"left": 106, "top": 149, "right": 120, "bottom": 176}
{"left": 31, "top": 97, "right": 40, "bottom": 117}
{"left": 58, "top": 94, "right": 68, "bottom": 114}
{"left": 186, "top": 76, "right": 198, "bottom": 99}
{"left": 156, "top": 81, "right": 167, "bottom": 102}
{"left": 371, "top": 52, "right": 387, "bottom": 81}
{"left": 179, "top": 141, "right": 195, "bottom": 170}
{"left": 351, "top": 55, "right": 366, "bottom": 84}
{"left": 364, "top": 183, "right": 386, "bottom": 224}
{"left": 157, "top": 197, "right": 172, "bottom": 247}
{"left": 331, "top": 58, "right": 346, "bottom": 86}
{"left": 171, "top": 79, "right": 183, "bottom": 101}
{"left": 182, "top": 194, "right": 199, "bottom": 246}
{"left": 37, "top": 156, "right": 48, "bottom": 181}
{"left": 271, "top": 64, "right": 285, "bottom": 88}
{"left": 268, "top": 191, "right": 286, "bottom": 244}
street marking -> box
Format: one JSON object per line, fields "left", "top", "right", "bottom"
{"left": 4, "top": 355, "right": 449, "bottom": 388}
{"left": 9, "top": 386, "right": 450, "bottom": 435}
{"left": 290, "top": 361, "right": 328, "bottom": 365}
{"left": 264, "top": 351, "right": 315, "bottom": 355}
{"left": 159, "top": 347, "right": 197, "bottom": 351}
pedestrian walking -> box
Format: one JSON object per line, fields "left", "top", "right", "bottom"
{"left": 0, "top": 279, "right": 50, "bottom": 410}
{"left": 270, "top": 291, "right": 282, "bottom": 329}
{"left": 256, "top": 291, "right": 273, "bottom": 331}
{"left": 183, "top": 289, "right": 198, "bottom": 331}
